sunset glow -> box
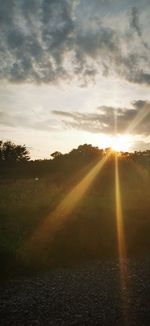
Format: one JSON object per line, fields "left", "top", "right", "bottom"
{"left": 0, "top": 0, "right": 149, "bottom": 157}
{"left": 111, "top": 135, "right": 132, "bottom": 152}
{"left": 0, "top": 1, "right": 150, "bottom": 324}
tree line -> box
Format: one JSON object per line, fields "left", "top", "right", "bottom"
{"left": 0, "top": 140, "right": 150, "bottom": 164}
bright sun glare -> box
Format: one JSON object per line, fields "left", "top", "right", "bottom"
{"left": 110, "top": 135, "right": 132, "bottom": 152}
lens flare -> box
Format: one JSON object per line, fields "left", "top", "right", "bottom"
{"left": 111, "top": 134, "right": 132, "bottom": 152}
{"left": 127, "top": 102, "right": 150, "bottom": 134}
{"left": 115, "top": 157, "right": 126, "bottom": 260}
{"left": 115, "top": 155, "right": 129, "bottom": 324}
{"left": 21, "top": 153, "right": 110, "bottom": 258}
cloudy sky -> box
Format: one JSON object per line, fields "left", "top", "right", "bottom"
{"left": 0, "top": 0, "right": 150, "bottom": 158}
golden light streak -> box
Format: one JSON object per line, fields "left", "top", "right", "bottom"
{"left": 115, "top": 156, "right": 127, "bottom": 263}
{"left": 109, "top": 101, "right": 150, "bottom": 154}
{"left": 22, "top": 153, "right": 110, "bottom": 258}
{"left": 115, "top": 155, "right": 129, "bottom": 325}
{"left": 111, "top": 134, "right": 132, "bottom": 152}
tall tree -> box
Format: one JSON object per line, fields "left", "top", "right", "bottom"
{"left": 0, "top": 141, "right": 30, "bottom": 162}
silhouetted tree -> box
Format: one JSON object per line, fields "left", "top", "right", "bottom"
{"left": 51, "top": 151, "right": 62, "bottom": 159}
{"left": 69, "top": 144, "right": 104, "bottom": 159}
{"left": 0, "top": 141, "right": 3, "bottom": 161}
{"left": 0, "top": 140, "right": 30, "bottom": 163}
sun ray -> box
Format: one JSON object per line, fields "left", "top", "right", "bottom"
{"left": 109, "top": 101, "right": 150, "bottom": 154}
{"left": 115, "top": 154, "right": 129, "bottom": 324}
{"left": 21, "top": 152, "right": 111, "bottom": 259}
{"left": 126, "top": 102, "right": 150, "bottom": 134}
{"left": 111, "top": 134, "right": 132, "bottom": 152}
{"left": 115, "top": 156, "right": 127, "bottom": 270}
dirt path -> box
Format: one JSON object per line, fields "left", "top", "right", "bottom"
{"left": 0, "top": 257, "right": 150, "bottom": 325}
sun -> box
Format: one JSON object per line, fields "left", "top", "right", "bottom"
{"left": 110, "top": 135, "right": 132, "bottom": 152}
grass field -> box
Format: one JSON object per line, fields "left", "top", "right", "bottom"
{"left": 0, "top": 158, "right": 150, "bottom": 278}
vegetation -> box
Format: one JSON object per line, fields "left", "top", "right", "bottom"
{"left": 0, "top": 140, "right": 30, "bottom": 163}
{"left": 0, "top": 141, "right": 150, "bottom": 278}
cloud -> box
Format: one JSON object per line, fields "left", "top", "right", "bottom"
{"left": 130, "top": 6, "right": 149, "bottom": 51}
{"left": 1, "top": 99, "right": 149, "bottom": 135}
{"left": 130, "top": 140, "right": 150, "bottom": 151}
{"left": 0, "top": 109, "right": 59, "bottom": 131}
{"left": 0, "top": 1, "right": 150, "bottom": 85}
{"left": 52, "top": 100, "right": 150, "bottom": 135}
{"left": 0, "top": 0, "right": 76, "bottom": 83}
{"left": 130, "top": 7, "right": 142, "bottom": 37}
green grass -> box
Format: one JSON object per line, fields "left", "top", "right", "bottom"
{"left": 0, "top": 178, "right": 62, "bottom": 273}
{"left": 0, "top": 160, "right": 150, "bottom": 278}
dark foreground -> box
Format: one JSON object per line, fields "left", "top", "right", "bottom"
{"left": 0, "top": 257, "right": 150, "bottom": 326}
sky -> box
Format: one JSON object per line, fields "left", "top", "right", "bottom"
{"left": 0, "top": 0, "right": 150, "bottom": 159}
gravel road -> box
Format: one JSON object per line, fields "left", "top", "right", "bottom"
{"left": 0, "top": 257, "right": 150, "bottom": 325}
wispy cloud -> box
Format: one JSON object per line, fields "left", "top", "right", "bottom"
{"left": 1, "top": 98, "right": 149, "bottom": 137}
{"left": 130, "top": 140, "right": 150, "bottom": 151}
{"left": 52, "top": 100, "right": 150, "bottom": 135}
{"left": 130, "top": 7, "right": 142, "bottom": 37}
{"left": 0, "top": 109, "right": 59, "bottom": 131}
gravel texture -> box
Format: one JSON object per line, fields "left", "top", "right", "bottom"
{"left": 0, "top": 257, "right": 150, "bottom": 325}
